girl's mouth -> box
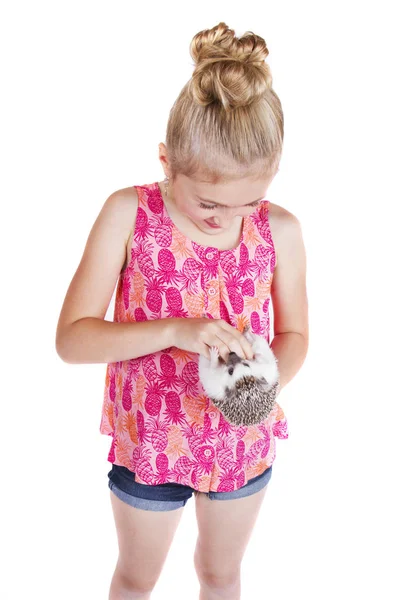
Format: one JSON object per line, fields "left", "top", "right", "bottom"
{"left": 204, "top": 219, "right": 222, "bottom": 229}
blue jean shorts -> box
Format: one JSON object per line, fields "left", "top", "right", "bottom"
{"left": 108, "top": 463, "right": 272, "bottom": 512}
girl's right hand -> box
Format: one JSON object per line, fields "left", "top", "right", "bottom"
{"left": 169, "top": 317, "right": 254, "bottom": 362}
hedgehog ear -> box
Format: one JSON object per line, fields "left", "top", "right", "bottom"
{"left": 259, "top": 377, "right": 279, "bottom": 395}
{"left": 259, "top": 376, "right": 272, "bottom": 391}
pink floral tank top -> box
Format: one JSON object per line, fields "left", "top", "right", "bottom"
{"left": 99, "top": 181, "right": 288, "bottom": 493}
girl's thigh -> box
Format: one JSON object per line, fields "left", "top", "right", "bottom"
{"left": 110, "top": 490, "right": 185, "bottom": 590}
{"left": 194, "top": 484, "right": 268, "bottom": 583}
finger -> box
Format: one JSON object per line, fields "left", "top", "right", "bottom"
{"left": 200, "top": 345, "right": 211, "bottom": 360}
{"left": 205, "top": 334, "right": 230, "bottom": 362}
{"left": 214, "top": 331, "right": 246, "bottom": 360}
{"left": 200, "top": 340, "right": 229, "bottom": 362}
{"left": 215, "top": 339, "right": 231, "bottom": 363}
{"left": 240, "top": 337, "right": 254, "bottom": 360}
{"left": 217, "top": 321, "right": 254, "bottom": 359}
{"left": 232, "top": 333, "right": 254, "bottom": 360}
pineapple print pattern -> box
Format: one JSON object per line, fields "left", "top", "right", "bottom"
{"left": 99, "top": 181, "right": 288, "bottom": 492}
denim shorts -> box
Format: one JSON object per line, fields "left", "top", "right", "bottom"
{"left": 108, "top": 463, "right": 272, "bottom": 512}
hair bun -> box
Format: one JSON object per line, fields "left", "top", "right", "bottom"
{"left": 189, "top": 22, "right": 273, "bottom": 110}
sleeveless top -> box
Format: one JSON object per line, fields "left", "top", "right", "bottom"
{"left": 99, "top": 181, "right": 288, "bottom": 493}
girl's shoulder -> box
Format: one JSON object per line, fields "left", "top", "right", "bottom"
{"left": 112, "top": 184, "right": 139, "bottom": 215}
{"left": 267, "top": 200, "right": 303, "bottom": 253}
{"left": 110, "top": 185, "right": 140, "bottom": 273}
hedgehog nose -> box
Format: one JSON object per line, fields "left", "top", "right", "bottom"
{"left": 227, "top": 352, "right": 241, "bottom": 366}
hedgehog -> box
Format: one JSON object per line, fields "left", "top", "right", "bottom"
{"left": 198, "top": 327, "right": 280, "bottom": 427}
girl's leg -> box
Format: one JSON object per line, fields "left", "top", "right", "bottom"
{"left": 108, "top": 491, "right": 185, "bottom": 599}
{"left": 193, "top": 485, "right": 268, "bottom": 599}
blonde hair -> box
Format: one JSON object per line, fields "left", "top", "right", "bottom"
{"left": 165, "top": 22, "right": 284, "bottom": 185}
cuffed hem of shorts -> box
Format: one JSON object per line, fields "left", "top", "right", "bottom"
{"left": 208, "top": 466, "right": 272, "bottom": 501}
{"left": 108, "top": 480, "right": 187, "bottom": 512}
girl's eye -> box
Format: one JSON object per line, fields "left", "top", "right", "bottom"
{"left": 199, "top": 201, "right": 261, "bottom": 210}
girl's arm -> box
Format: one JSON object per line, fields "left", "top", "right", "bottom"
{"left": 56, "top": 186, "right": 146, "bottom": 364}
{"left": 57, "top": 317, "right": 177, "bottom": 364}
{"left": 269, "top": 209, "right": 309, "bottom": 392}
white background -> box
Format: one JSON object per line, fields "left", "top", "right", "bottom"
{"left": 1, "top": 1, "right": 399, "bottom": 599}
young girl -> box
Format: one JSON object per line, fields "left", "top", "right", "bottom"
{"left": 56, "top": 22, "right": 308, "bottom": 600}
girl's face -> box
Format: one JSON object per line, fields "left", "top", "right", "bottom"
{"left": 164, "top": 172, "right": 274, "bottom": 235}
